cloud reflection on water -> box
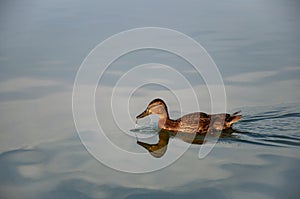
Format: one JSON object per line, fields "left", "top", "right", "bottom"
{"left": 0, "top": 133, "right": 299, "bottom": 199}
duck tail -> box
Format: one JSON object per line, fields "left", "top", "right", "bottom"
{"left": 228, "top": 111, "right": 242, "bottom": 125}
{"left": 232, "top": 110, "right": 241, "bottom": 115}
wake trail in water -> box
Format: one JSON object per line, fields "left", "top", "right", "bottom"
{"left": 231, "top": 103, "right": 300, "bottom": 147}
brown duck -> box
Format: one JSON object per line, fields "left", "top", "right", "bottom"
{"left": 136, "top": 98, "right": 242, "bottom": 134}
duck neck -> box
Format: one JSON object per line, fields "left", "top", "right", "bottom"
{"left": 157, "top": 111, "right": 175, "bottom": 130}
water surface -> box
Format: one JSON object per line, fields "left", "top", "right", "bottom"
{"left": 0, "top": 1, "right": 300, "bottom": 198}
{"left": 1, "top": 103, "right": 299, "bottom": 199}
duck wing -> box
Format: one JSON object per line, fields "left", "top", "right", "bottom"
{"left": 178, "top": 111, "right": 242, "bottom": 133}
{"left": 176, "top": 112, "right": 211, "bottom": 134}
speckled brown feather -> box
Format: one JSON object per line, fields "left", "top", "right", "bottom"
{"left": 163, "top": 112, "right": 242, "bottom": 134}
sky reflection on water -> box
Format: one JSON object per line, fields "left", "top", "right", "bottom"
{"left": 1, "top": 124, "right": 299, "bottom": 199}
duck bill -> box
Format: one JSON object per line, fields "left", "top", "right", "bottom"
{"left": 136, "top": 110, "right": 149, "bottom": 119}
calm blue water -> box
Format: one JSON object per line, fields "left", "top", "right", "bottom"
{"left": 1, "top": 103, "right": 299, "bottom": 199}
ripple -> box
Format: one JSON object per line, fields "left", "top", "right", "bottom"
{"left": 232, "top": 103, "right": 300, "bottom": 147}
{"left": 0, "top": 149, "right": 47, "bottom": 165}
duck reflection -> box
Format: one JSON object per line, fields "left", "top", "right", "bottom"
{"left": 137, "top": 131, "right": 170, "bottom": 158}
{"left": 137, "top": 128, "right": 236, "bottom": 158}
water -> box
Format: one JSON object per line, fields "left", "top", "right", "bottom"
{"left": 1, "top": 1, "right": 299, "bottom": 198}
{"left": 1, "top": 103, "right": 299, "bottom": 199}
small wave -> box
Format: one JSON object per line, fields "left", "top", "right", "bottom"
{"left": 231, "top": 103, "right": 300, "bottom": 147}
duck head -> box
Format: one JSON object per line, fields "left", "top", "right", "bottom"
{"left": 136, "top": 98, "right": 169, "bottom": 119}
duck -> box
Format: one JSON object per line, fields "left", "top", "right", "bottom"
{"left": 136, "top": 98, "right": 242, "bottom": 134}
